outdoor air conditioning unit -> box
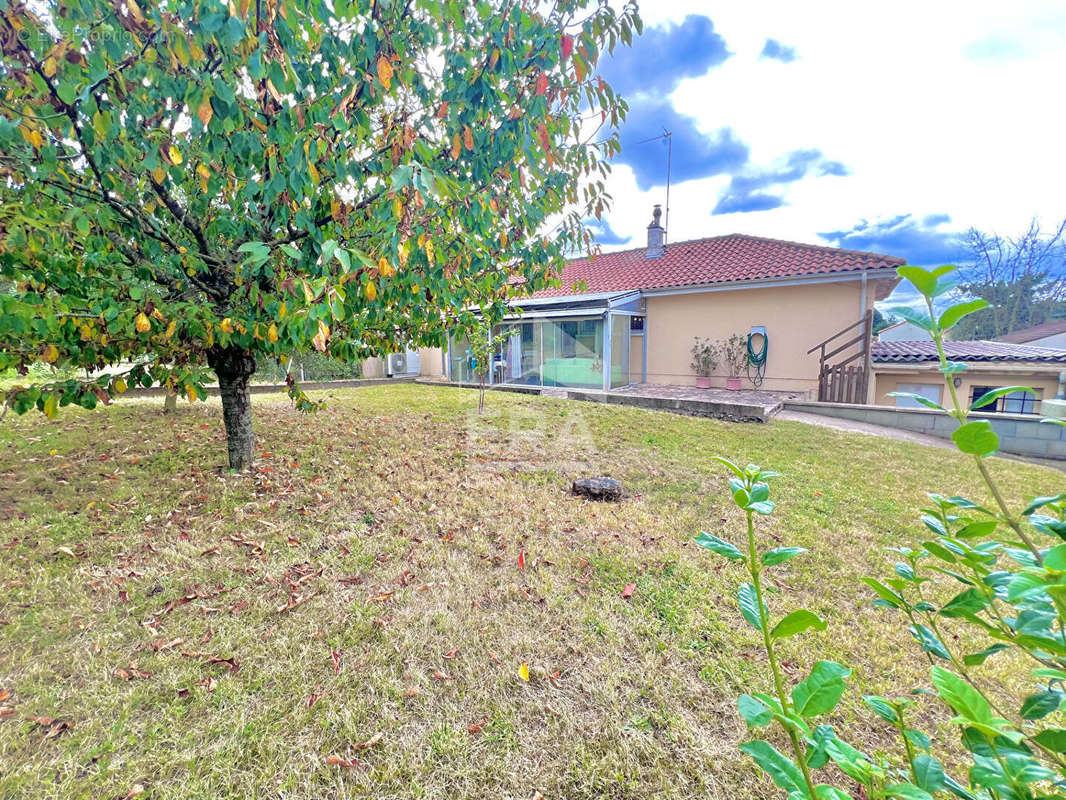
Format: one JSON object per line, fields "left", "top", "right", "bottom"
{"left": 386, "top": 352, "right": 407, "bottom": 377}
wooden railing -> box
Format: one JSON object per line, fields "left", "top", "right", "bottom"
{"left": 806, "top": 309, "right": 873, "bottom": 404}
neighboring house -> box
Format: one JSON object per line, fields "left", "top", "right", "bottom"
{"left": 873, "top": 340, "right": 1066, "bottom": 414}
{"left": 997, "top": 320, "right": 1066, "bottom": 350}
{"left": 877, "top": 319, "right": 931, "bottom": 341}
{"left": 440, "top": 206, "right": 903, "bottom": 396}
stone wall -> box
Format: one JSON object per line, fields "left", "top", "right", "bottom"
{"left": 784, "top": 401, "right": 1066, "bottom": 460}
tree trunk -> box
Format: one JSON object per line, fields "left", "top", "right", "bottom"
{"left": 207, "top": 346, "right": 256, "bottom": 471}
{"left": 163, "top": 390, "right": 177, "bottom": 414}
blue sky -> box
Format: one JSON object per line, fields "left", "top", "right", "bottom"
{"left": 587, "top": 2, "right": 1066, "bottom": 309}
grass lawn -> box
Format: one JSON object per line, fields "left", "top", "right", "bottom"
{"left": 1, "top": 383, "right": 1060, "bottom": 799}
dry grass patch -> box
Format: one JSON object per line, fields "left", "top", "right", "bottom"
{"left": 0, "top": 384, "right": 1059, "bottom": 799}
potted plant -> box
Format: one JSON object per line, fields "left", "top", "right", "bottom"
{"left": 690, "top": 337, "right": 718, "bottom": 388}
{"left": 721, "top": 333, "right": 747, "bottom": 390}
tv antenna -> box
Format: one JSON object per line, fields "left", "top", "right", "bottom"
{"left": 633, "top": 128, "right": 672, "bottom": 243}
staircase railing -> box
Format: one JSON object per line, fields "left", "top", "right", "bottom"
{"left": 806, "top": 309, "right": 873, "bottom": 404}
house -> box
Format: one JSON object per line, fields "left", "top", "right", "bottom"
{"left": 877, "top": 319, "right": 931, "bottom": 341}
{"left": 997, "top": 320, "right": 1066, "bottom": 350}
{"left": 440, "top": 206, "right": 904, "bottom": 397}
{"left": 872, "top": 340, "right": 1066, "bottom": 414}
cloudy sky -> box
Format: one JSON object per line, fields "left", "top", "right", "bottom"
{"left": 586, "top": 0, "right": 1066, "bottom": 296}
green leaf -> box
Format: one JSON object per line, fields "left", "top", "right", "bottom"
{"left": 951, "top": 420, "right": 999, "bottom": 458}
{"left": 1031, "top": 728, "right": 1066, "bottom": 752}
{"left": 962, "top": 644, "right": 1008, "bottom": 666}
{"left": 897, "top": 265, "right": 955, "bottom": 298}
{"left": 771, "top": 609, "right": 828, "bottom": 640}
{"left": 931, "top": 665, "right": 1021, "bottom": 741}
{"left": 763, "top": 547, "right": 807, "bottom": 566}
{"left": 738, "top": 583, "right": 765, "bottom": 631}
{"left": 938, "top": 588, "right": 987, "bottom": 618}
{"left": 862, "top": 695, "right": 898, "bottom": 723}
{"left": 693, "top": 532, "right": 744, "bottom": 561}
{"left": 955, "top": 520, "right": 998, "bottom": 539}
{"left": 738, "top": 740, "right": 805, "bottom": 795}
{"left": 737, "top": 694, "right": 772, "bottom": 727}
{"left": 860, "top": 577, "right": 903, "bottom": 608}
{"left": 1031, "top": 514, "right": 1066, "bottom": 541}
{"left": 884, "top": 784, "right": 933, "bottom": 800}
{"left": 912, "top": 754, "right": 945, "bottom": 794}
{"left": 1022, "top": 494, "right": 1066, "bottom": 516}
{"left": 888, "top": 305, "right": 934, "bottom": 332}
{"left": 887, "top": 392, "right": 945, "bottom": 411}
{"left": 910, "top": 624, "right": 951, "bottom": 660}
{"left": 711, "top": 456, "right": 745, "bottom": 479}
{"left": 1044, "top": 544, "right": 1066, "bottom": 571}
{"left": 1020, "top": 689, "right": 1063, "bottom": 720}
{"left": 969, "top": 385, "right": 1034, "bottom": 412}
{"left": 939, "top": 299, "right": 990, "bottom": 332}
{"left": 792, "top": 661, "right": 851, "bottom": 717}
{"left": 746, "top": 500, "right": 776, "bottom": 515}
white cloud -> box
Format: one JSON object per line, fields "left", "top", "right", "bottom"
{"left": 594, "top": 1, "right": 1066, "bottom": 254}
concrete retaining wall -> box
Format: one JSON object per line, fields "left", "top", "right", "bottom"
{"left": 784, "top": 400, "right": 1066, "bottom": 460}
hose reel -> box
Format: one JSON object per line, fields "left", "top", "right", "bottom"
{"left": 746, "top": 326, "right": 768, "bottom": 388}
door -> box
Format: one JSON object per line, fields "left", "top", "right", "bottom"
{"left": 894, "top": 382, "right": 942, "bottom": 409}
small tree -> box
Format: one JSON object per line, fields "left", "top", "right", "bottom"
{"left": 721, "top": 333, "right": 748, "bottom": 379}
{"left": 468, "top": 321, "right": 492, "bottom": 413}
{"left": 0, "top": 0, "right": 641, "bottom": 469}
{"left": 690, "top": 336, "right": 718, "bottom": 378}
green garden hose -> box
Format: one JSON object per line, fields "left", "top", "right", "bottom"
{"left": 746, "top": 332, "right": 768, "bottom": 388}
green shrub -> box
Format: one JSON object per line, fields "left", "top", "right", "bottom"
{"left": 696, "top": 266, "right": 1066, "bottom": 800}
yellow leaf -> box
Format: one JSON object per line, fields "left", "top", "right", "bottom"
{"left": 424, "top": 239, "right": 434, "bottom": 263}
{"left": 463, "top": 125, "right": 474, "bottom": 151}
{"left": 250, "top": 117, "right": 268, "bottom": 133}
{"left": 500, "top": 231, "right": 508, "bottom": 248}
{"left": 197, "top": 98, "right": 213, "bottom": 127}
{"left": 399, "top": 239, "right": 410, "bottom": 267}
{"left": 79, "top": 324, "right": 91, "bottom": 341}
{"left": 378, "top": 256, "right": 395, "bottom": 277}
{"left": 167, "top": 145, "right": 183, "bottom": 165}
{"left": 151, "top": 165, "right": 166, "bottom": 183}
{"left": 42, "top": 57, "right": 57, "bottom": 78}
{"left": 518, "top": 662, "right": 529, "bottom": 681}
{"left": 41, "top": 343, "right": 59, "bottom": 363}
{"left": 126, "top": 0, "right": 146, "bottom": 23}
{"left": 308, "top": 162, "right": 320, "bottom": 184}
{"left": 278, "top": 302, "right": 287, "bottom": 319}
{"left": 411, "top": 284, "right": 420, "bottom": 296}
{"left": 392, "top": 196, "right": 402, "bottom": 219}
{"left": 312, "top": 320, "right": 330, "bottom": 352}
{"left": 376, "top": 56, "right": 394, "bottom": 90}
{"left": 267, "top": 322, "right": 278, "bottom": 343}
{"left": 197, "top": 163, "right": 211, "bottom": 180}
{"left": 451, "top": 132, "right": 461, "bottom": 160}
{"left": 43, "top": 393, "right": 58, "bottom": 419}
{"left": 114, "top": 378, "right": 127, "bottom": 394}
{"left": 135, "top": 312, "right": 151, "bottom": 333}
{"left": 220, "top": 317, "right": 234, "bottom": 334}
{"left": 164, "top": 319, "right": 177, "bottom": 339}
{"left": 365, "top": 280, "right": 377, "bottom": 301}
{"left": 186, "top": 385, "right": 197, "bottom": 404}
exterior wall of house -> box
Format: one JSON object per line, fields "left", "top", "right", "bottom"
{"left": 873, "top": 367, "right": 1063, "bottom": 412}
{"left": 419, "top": 347, "right": 444, "bottom": 378}
{"left": 361, "top": 356, "right": 385, "bottom": 379}
{"left": 629, "top": 334, "right": 644, "bottom": 383}
{"left": 643, "top": 280, "right": 872, "bottom": 392}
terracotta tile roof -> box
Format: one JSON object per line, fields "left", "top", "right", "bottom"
{"left": 998, "top": 320, "right": 1066, "bottom": 344}
{"left": 531, "top": 233, "right": 905, "bottom": 298}
{"left": 872, "top": 340, "right": 1066, "bottom": 364}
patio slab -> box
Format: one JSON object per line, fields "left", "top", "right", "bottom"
{"left": 565, "top": 384, "right": 803, "bottom": 423}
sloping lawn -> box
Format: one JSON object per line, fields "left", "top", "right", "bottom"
{"left": 1, "top": 384, "right": 1059, "bottom": 799}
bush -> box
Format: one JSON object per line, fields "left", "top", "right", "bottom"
{"left": 696, "top": 266, "right": 1066, "bottom": 800}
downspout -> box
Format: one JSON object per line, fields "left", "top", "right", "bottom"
{"left": 860, "top": 270, "right": 868, "bottom": 318}
{"left": 602, "top": 311, "right": 611, "bottom": 392}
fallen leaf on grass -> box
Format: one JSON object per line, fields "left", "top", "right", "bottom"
{"left": 0, "top": 689, "right": 10, "bottom": 703}
{"left": 621, "top": 582, "right": 636, "bottom": 598}
{"left": 443, "top": 647, "right": 460, "bottom": 660}
{"left": 0, "top": 705, "right": 13, "bottom": 718}
{"left": 432, "top": 670, "right": 451, "bottom": 681}
{"left": 354, "top": 732, "right": 382, "bottom": 750}
{"left": 369, "top": 591, "right": 394, "bottom": 603}
{"left": 402, "top": 686, "right": 420, "bottom": 698}
{"left": 195, "top": 675, "right": 217, "bottom": 692}
{"left": 517, "top": 549, "right": 526, "bottom": 569}
{"left": 467, "top": 716, "right": 488, "bottom": 735}
{"left": 487, "top": 651, "right": 501, "bottom": 664}
{"left": 122, "top": 784, "right": 145, "bottom": 800}
{"left": 518, "top": 662, "right": 529, "bottom": 682}
{"left": 325, "top": 754, "right": 362, "bottom": 768}
{"left": 308, "top": 686, "right": 323, "bottom": 707}
{"left": 330, "top": 649, "right": 341, "bottom": 674}
{"left": 55, "top": 546, "right": 77, "bottom": 559}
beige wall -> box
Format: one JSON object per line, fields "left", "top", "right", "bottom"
{"left": 419, "top": 347, "right": 444, "bottom": 378}
{"left": 874, "top": 367, "right": 1063, "bottom": 411}
{"left": 629, "top": 334, "right": 644, "bottom": 383}
{"left": 361, "top": 357, "right": 385, "bottom": 379}
{"left": 644, "top": 280, "right": 878, "bottom": 392}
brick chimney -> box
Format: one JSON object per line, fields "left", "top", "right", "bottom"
{"left": 646, "top": 204, "right": 665, "bottom": 259}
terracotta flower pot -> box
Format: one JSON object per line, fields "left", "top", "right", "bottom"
{"left": 695, "top": 376, "right": 711, "bottom": 389}
{"left": 726, "top": 377, "right": 742, "bottom": 390}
